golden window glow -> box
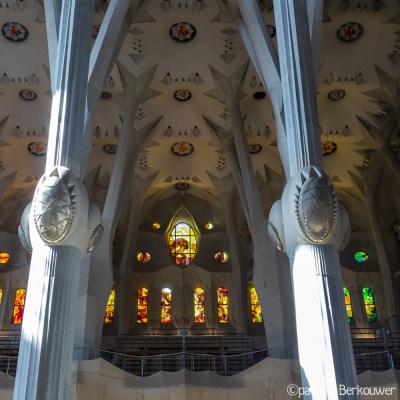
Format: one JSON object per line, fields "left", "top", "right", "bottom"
{"left": 250, "top": 286, "right": 262, "bottom": 323}
{"left": 12, "top": 288, "right": 26, "bottom": 324}
{"left": 168, "top": 222, "right": 197, "bottom": 266}
{"left": 161, "top": 288, "right": 172, "bottom": 323}
{"left": 0, "top": 252, "right": 10, "bottom": 264}
{"left": 104, "top": 289, "right": 115, "bottom": 324}
{"left": 152, "top": 222, "right": 160, "bottom": 229}
{"left": 0, "top": 289, "right": 2, "bottom": 306}
{"left": 217, "top": 287, "right": 228, "bottom": 323}
{"left": 205, "top": 222, "right": 214, "bottom": 230}
{"left": 137, "top": 252, "right": 151, "bottom": 263}
{"left": 138, "top": 287, "right": 148, "bottom": 323}
{"left": 194, "top": 287, "right": 205, "bottom": 323}
{"left": 343, "top": 288, "right": 354, "bottom": 323}
{"left": 214, "top": 251, "right": 228, "bottom": 263}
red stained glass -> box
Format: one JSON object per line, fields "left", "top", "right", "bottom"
{"left": 12, "top": 288, "right": 26, "bottom": 324}
{"left": 138, "top": 287, "right": 148, "bottom": 323}
{"left": 161, "top": 288, "right": 172, "bottom": 323}
{"left": 168, "top": 223, "right": 197, "bottom": 266}
{"left": 194, "top": 287, "right": 205, "bottom": 323}
{"left": 217, "top": 287, "right": 228, "bottom": 323}
{"left": 104, "top": 289, "right": 115, "bottom": 324}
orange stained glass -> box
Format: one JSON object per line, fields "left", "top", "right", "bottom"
{"left": 0, "top": 289, "right": 2, "bottom": 306}
{"left": 214, "top": 251, "right": 228, "bottom": 263}
{"left": 12, "top": 288, "right": 26, "bottom": 324}
{"left": 217, "top": 287, "right": 228, "bottom": 323}
{"left": 168, "top": 222, "right": 197, "bottom": 266}
{"left": 250, "top": 287, "right": 262, "bottom": 323}
{"left": 104, "top": 289, "right": 115, "bottom": 324}
{"left": 161, "top": 287, "right": 172, "bottom": 323}
{"left": 0, "top": 252, "right": 10, "bottom": 264}
{"left": 194, "top": 287, "right": 205, "bottom": 323}
{"left": 137, "top": 252, "right": 151, "bottom": 263}
{"left": 138, "top": 287, "right": 148, "bottom": 323}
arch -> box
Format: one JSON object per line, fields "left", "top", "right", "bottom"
{"left": 217, "top": 287, "right": 228, "bottom": 323}
{"left": 343, "top": 288, "right": 354, "bottom": 323}
{"left": 12, "top": 288, "right": 26, "bottom": 324}
{"left": 104, "top": 289, "right": 116, "bottom": 324}
{"left": 167, "top": 222, "right": 198, "bottom": 266}
{"left": 362, "top": 287, "right": 377, "bottom": 323}
{"left": 194, "top": 287, "right": 205, "bottom": 323}
{"left": 138, "top": 287, "right": 148, "bottom": 323}
{"left": 250, "top": 286, "right": 262, "bottom": 323}
{"left": 161, "top": 287, "right": 172, "bottom": 323}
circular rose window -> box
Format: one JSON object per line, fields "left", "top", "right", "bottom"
{"left": 137, "top": 252, "right": 151, "bottom": 263}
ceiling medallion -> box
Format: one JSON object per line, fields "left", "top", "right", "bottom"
{"left": 266, "top": 25, "right": 276, "bottom": 38}
{"left": 175, "top": 182, "right": 190, "bottom": 190}
{"left": 103, "top": 144, "right": 117, "bottom": 154}
{"left": 169, "top": 22, "right": 197, "bottom": 42}
{"left": 100, "top": 91, "right": 112, "bottom": 100}
{"left": 249, "top": 144, "right": 262, "bottom": 154}
{"left": 19, "top": 89, "right": 37, "bottom": 101}
{"left": 328, "top": 89, "right": 346, "bottom": 101}
{"left": 337, "top": 22, "right": 364, "bottom": 43}
{"left": 28, "top": 142, "right": 47, "bottom": 156}
{"left": 174, "top": 89, "right": 192, "bottom": 102}
{"left": 92, "top": 25, "right": 101, "bottom": 38}
{"left": 253, "top": 91, "right": 266, "bottom": 100}
{"left": 321, "top": 141, "right": 337, "bottom": 156}
{"left": 2, "top": 22, "right": 29, "bottom": 42}
{"left": 171, "top": 142, "right": 194, "bottom": 156}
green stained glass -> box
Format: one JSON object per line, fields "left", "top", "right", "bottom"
{"left": 362, "top": 287, "right": 377, "bottom": 323}
{"left": 343, "top": 288, "right": 354, "bottom": 323}
{"left": 355, "top": 251, "right": 368, "bottom": 263}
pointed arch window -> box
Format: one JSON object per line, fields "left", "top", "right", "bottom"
{"left": 217, "top": 287, "right": 228, "bottom": 323}
{"left": 363, "top": 287, "right": 377, "bottom": 323}
{"left": 104, "top": 289, "right": 116, "bottom": 324}
{"left": 194, "top": 287, "right": 205, "bottom": 323}
{"left": 250, "top": 286, "right": 262, "bottom": 323}
{"left": 161, "top": 288, "right": 172, "bottom": 323}
{"left": 138, "top": 287, "right": 148, "bottom": 323}
{"left": 343, "top": 288, "right": 354, "bottom": 323}
{"left": 12, "top": 288, "right": 26, "bottom": 324}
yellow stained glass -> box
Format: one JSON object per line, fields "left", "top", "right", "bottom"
{"left": 137, "top": 252, "right": 151, "bottom": 263}
{"left": 194, "top": 287, "right": 205, "bottom": 323}
{"left": 168, "top": 222, "right": 197, "bottom": 266}
{"left": 0, "top": 289, "right": 2, "bottom": 306}
{"left": 217, "top": 287, "right": 228, "bottom": 323}
{"left": 363, "top": 287, "right": 377, "bottom": 323}
{"left": 343, "top": 288, "right": 354, "bottom": 323}
{"left": 250, "top": 287, "right": 262, "bottom": 323}
{"left": 152, "top": 222, "right": 160, "bottom": 229}
{"left": 12, "top": 288, "right": 26, "bottom": 324}
{"left": 214, "top": 251, "right": 228, "bottom": 263}
{"left": 161, "top": 288, "right": 172, "bottom": 323}
{"left": 104, "top": 289, "right": 115, "bottom": 324}
{"left": 0, "top": 252, "right": 10, "bottom": 264}
{"left": 138, "top": 287, "right": 148, "bottom": 323}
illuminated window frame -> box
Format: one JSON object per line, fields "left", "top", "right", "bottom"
{"left": 104, "top": 289, "right": 116, "bottom": 324}
{"left": 217, "top": 287, "right": 228, "bottom": 323}
{"left": 161, "top": 287, "right": 172, "bottom": 324}
{"left": 0, "top": 289, "right": 2, "bottom": 306}
{"left": 138, "top": 287, "right": 148, "bottom": 324}
{"left": 194, "top": 287, "right": 205, "bottom": 323}
{"left": 12, "top": 288, "right": 26, "bottom": 324}
{"left": 168, "top": 222, "right": 198, "bottom": 266}
{"left": 363, "top": 287, "right": 377, "bottom": 323}
{"left": 343, "top": 288, "right": 354, "bottom": 323}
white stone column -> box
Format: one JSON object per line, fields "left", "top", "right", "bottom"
{"left": 14, "top": 1, "right": 100, "bottom": 399}
{"left": 266, "top": 0, "right": 359, "bottom": 398}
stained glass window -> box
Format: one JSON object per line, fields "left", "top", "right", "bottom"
{"left": 355, "top": 251, "right": 368, "bottom": 263}
{"left": 250, "top": 286, "right": 262, "bottom": 323}
{"left": 363, "top": 287, "right": 377, "bottom": 323}
{"left": 217, "top": 287, "right": 228, "bottom": 323}
{"left": 161, "top": 287, "right": 172, "bottom": 323}
{"left": 137, "top": 252, "right": 151, "bottom": 263}
{"left": 214, "top": 251, "right": 228, "bottom": 263}
{"left": 152, "top": 222, "right": 160, "bottom": 229}
{"left": 138, "top": 287, "right": 148, "bottom": 323}
{"left": 0, "top": 289, "right": 2, "bottom": 306}
{"left": 168, "top": 222, "right": 198, "bottom": 266}
{"left": 0, "top": 252, "right": 10, "bottom": 264}
{"left": 104, "top": 289, "right": 115, "bottom": 324}
{"left": 343, "top": 288, "right": 354, "bottom": 323}
{"left": 194, "top": 287, "right": 205, "bottom": 323}
{"left": 12, "top": 288, "right": 26, "bottom": 324}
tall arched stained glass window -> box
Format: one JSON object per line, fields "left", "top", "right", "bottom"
{"left": 161, "top": 288, "right": 172, "bottom": 323}
{"left": 250, "top": 286, "right": 262, "bottom": 323}
{"left": 12, "top": 288, "right": 26, "bottom": 324}
{"left": 363, "top": 287, "right": 377, "bottom": 323}
{"left": 0, "top": 289, "right": 2, "bottom": 306}
{"left": 138, "top": 287, "right": 148, "bottom": 323}
{"left": 194, "top": 287, "right": 205, "bottom": 323}
{"left": 168, "top": 222, "right": 198, "bottom": 266}
{"left": 217, "top": 287, "right": 228, "bottom": 323}
{"left": 343, "top": 288, "right": 354, "bottom": 323}
{"left": 104, "top": 289, "right": 115, "bottom": 324}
